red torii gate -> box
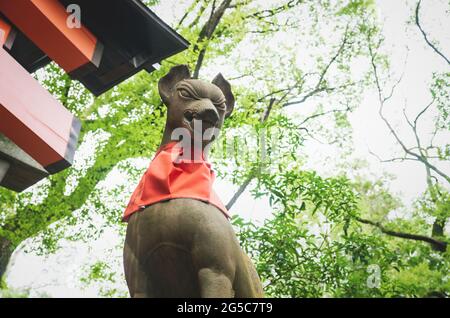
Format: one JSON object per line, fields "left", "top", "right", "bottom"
{"left": 0, "top": 0, "right": 188, "bottom": 192}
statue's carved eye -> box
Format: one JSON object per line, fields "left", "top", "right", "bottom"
{"left": 178, "top": 89, "right": 191, "bottom": 99}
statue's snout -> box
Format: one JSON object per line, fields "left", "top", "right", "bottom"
{"left": 184, "top": 100, "right": 220, "bottom": 128}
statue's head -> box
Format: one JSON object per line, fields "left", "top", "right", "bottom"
{"left": 158, "top": 65, "right": 235, "bottom": 147}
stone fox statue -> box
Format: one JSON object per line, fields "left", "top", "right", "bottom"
{"left": 123, "top": 65, "right": 263, "bottom": 298}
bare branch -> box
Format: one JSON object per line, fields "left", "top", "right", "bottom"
{"left": 429, "top": 124, "right": 439, "bottom": 149}
{"left": 369, "top": 47, "right": 450, "bottom": 181}
{"left": 413, "top": 98, "right": 434, "bottom": 128}
{"left": 415, "top": 0, "right": 450, "bottom": 65}
{"left": 418, "top": 156, "right": 450, "bottom": 183}
{"left": 367, "top": 34, "right": 419, "bottom": 159}
{"left": 368, "top": 148, "right": 417, "bottom": 163}
{"left": 409, "top": 100, "right": 435, "bottom": 158}
{"left": 378, "top": 101, "right": 450, "bottom": 182}
{"left": 368, "top": 38, "right": 449, "bottom": 182}
{"left": 383, "top": 50, "right": 408, "bottom": 103}
{"left": 402, "top": 106, "right": 414, "bottom": 129}
{"left": 226, "top": 174, "right": 253, "bottom": 210}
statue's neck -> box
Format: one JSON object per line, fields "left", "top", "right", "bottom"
{"left": 159, "top": 124, "right": 176, "bottom": 149}
{"left": 159, "top": 123, "right": 211, "bottom": 159}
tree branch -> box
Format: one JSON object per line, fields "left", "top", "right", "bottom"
{"left": 413, "top": 98, "right": 434, "bottom": 128}
{"left": 367, "top": 33, "right": 450, "bottom": 184}
{"left": 356, "top": 217, "right": 448, "bottom": 252}
{"left": 261, "top": 98, "right": 276, "bottom": 122}
{"left": 415, "top": 0, "right": 450, "bottom": 65}
{"left": 226, "top": 27, "right": 351, "bottom": 209}
{"left": 283, "top": 25, "right": 350, "bottom": 108}
{"left": 225, "top": 97, "right": 275, "bottom": 210}
{"left": 226, "top": 174, "right": 253, "bottom": 210}
{"left": 245, "top": 0, "right": 302, "bottom": 20}
{"left": 193, "top": 0, "right": 232, "bottom": 78}
{"left": 176, "top": 0, "right": 202, "bottom": 30}
{"left": 298, "top": 106, "right": 350, "bottom": 127}
{"left": 368, "top": 148, "right": 416, "bottom": 163}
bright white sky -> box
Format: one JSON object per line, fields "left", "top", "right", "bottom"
{"left": 3, "top": 0, "right": 449, "bottom": 297}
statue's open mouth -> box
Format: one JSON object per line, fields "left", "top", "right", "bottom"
{"left": 183, "top": 110, "right": 218, "bottom": 135}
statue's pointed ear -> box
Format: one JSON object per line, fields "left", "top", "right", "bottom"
{"left": 212, "top": 73, "right": 235, "bottom": 118}
{"left": 158, "top": 65, "right": 191, "bottom": 105}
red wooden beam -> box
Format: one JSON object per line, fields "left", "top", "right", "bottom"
{"left": 0, "top": 17, "right": 11, "bottom": 46}
{"left": 0, "top": 0, "right": 102, "bottom": 73}
{"left": 0, "top": 47, "right": 80, "bottom": 173}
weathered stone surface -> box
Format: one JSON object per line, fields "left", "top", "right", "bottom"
{"left": 123, "top": 65, "right": 263, "bottom": 298}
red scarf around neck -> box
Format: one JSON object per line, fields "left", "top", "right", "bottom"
{"left": 122, "top": 141, "right": 229, "bottom": 222}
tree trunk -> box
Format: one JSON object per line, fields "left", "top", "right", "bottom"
{"left": 431, "top": 217, "right": 447, "bottom": 252}
{"left": 0, "top": 237, "right": 14, "bottom": 286}
{"left": 425, "top": 166, "right": 448, "bottom": 252}
{"left": 432, "top": 218, "right": 445, "bottom": 238}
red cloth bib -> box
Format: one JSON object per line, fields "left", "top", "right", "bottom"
{"left": 122, "top": 141, "right": 229, "bottom": 222}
